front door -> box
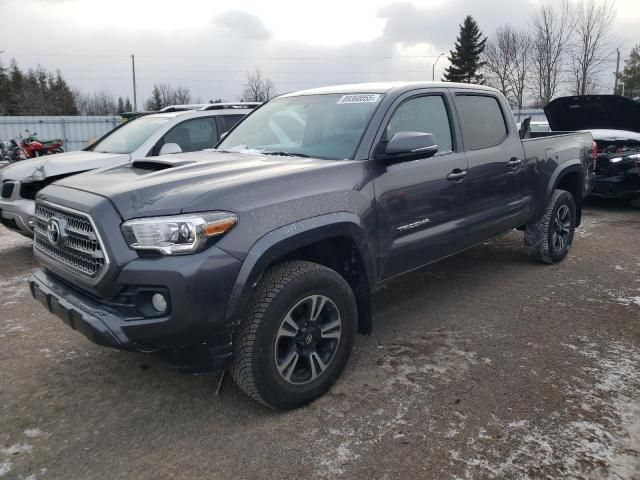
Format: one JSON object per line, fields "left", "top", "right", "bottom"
{"left": 371, "top": 91, "right": 469, "bottom": 279}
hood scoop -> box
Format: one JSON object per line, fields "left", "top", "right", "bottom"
{"left": 132, "top": 156, "right": 199, "bottom": 171}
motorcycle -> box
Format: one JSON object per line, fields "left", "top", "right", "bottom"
{"left": 19, "top": 130, "right": 64, "bottom": 158}
{"left": 1, "top": 138, "right": 28, "bottom": 163}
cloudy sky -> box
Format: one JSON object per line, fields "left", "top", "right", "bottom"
{"left": 0, "top": 0, "right": 638, "bottom": 105}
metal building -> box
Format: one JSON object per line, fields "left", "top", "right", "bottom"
{"left": 0, "top": 116, "right": 121, "bottom": 152}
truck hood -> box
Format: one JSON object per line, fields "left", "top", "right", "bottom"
{"left": 0, "top": 151, "right": 131, "bottom": 183}
{"left": 51, "top": 150, "right": 356, "bottom": 219}
{"left": 544, "top": 95, "right": 640, "bottom": 134}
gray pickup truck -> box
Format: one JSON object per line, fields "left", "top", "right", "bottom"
{"left": 28, "top": 82, "right": 594, "bottom": 409}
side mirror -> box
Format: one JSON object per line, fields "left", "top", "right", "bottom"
{"left": 158, "top": 142, "right": 182, "bottom": 155}
{"left": 383, "top": 132, "right": 438, "bottom": 162}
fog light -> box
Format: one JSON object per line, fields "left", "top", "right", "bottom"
{"left": 151, "top": 293, "right": 167, "bottom": 313}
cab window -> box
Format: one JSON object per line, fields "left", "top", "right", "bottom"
{"left": 386, "top": 95, "right": 453, "bottom": 154}
{"left": 455, "top": 95, "right": 508, "bottom": 150}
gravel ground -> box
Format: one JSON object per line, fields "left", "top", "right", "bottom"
{"left": 0, "top": 198, "right": 639, "bottom": 480}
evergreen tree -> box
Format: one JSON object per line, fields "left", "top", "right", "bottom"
{"left": 117, "top": 96, "right": 125, "bottom": 114}
{"left": 617, "top": 44, "right": 640, "bottom": 98}
{"left": 145, "top": 85, "right": 163, "bottom": 111}
{"left": 50, "top": 71, "right": 78, "bottom": 115}
{"left": 124, "top": 97, "right": 133, "bottom": 112}
{"left": 0, "top": 59, "right": 9, "bottom": 114}
{"left": 0, "top": 59, "right": 77, "bottom": 115}
{"left": 443, "top": 15, "right": 487, "bottom": 84}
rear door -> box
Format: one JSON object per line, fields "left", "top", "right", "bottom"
{"left": 371, "top": 89, "right": 469, "bottom": 278}
{"left": 452, "top": 92, "right": 526, "bottom": 245}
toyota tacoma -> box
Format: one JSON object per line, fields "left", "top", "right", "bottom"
{"left": 29, "top": 82, "right": 594, "bottom": 409}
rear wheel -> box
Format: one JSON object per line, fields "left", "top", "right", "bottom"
{"left": 525, "top": 189, "right": 576, "bottom": 264}
{"left": 231, "top": 260, "right": 357, "bottom": 410}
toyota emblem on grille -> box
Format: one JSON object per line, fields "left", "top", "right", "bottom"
{"left": 46, "top": 218, "right": 62, "bottom": 246}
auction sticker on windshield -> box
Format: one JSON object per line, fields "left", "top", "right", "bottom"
{"left": 337, "top": 94, "right": 381, "bottom": 104}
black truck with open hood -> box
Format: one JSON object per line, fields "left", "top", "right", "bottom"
{"left": 545, "top": 95, "right": 640, "bottom": 207}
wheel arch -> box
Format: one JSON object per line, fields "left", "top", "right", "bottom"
{"left": 224, "top": 213, "right": 377, "bottom": 335}
{"left": 546, "top": 161, "right": 584, "bottom": 227}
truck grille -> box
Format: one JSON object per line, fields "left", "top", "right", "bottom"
{"left": 1, "top": 181, "right": 15, "bottom": 199}
{"left": 33, "top": 201, "right": 107, "bottom": 280}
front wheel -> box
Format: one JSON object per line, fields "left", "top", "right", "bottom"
{"left": 525, "top": 189, "right": 576, "bottom": 264}
{"left": 231, "top": 260, "right": 357, "bottom": 410}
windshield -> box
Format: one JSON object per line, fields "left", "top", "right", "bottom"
{"left": 91, "top": 117, "right": 170, "bottom": 154}
{"left": 217, "top": 93, "right": 383, "bottom": 160}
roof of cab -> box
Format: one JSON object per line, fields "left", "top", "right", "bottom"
{"left": 279, "top": 81, "right": 499, "bottom": 97}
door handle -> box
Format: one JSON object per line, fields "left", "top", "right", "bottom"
{"left": 446, "top": 169, "right": 468, "bottom": 181}
{"left": 507, "top": 157, "right": 522, "bottom": 169}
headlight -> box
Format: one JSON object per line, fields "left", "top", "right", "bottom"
{"left": 121, "top": 212, "right": 238, "bottom": 255}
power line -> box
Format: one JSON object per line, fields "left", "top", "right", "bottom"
{"left": 65, "top": 77, "right": 382, "bottom": 85}
{"left": 7, "top": 52, "right": 442, "bottom": 60}
{"left": 60, "top": 69, "right": 432, "bottom": 75}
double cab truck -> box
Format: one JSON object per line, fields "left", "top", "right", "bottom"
{"left": 28, "top": 82, "right": 594, "bottom": 409}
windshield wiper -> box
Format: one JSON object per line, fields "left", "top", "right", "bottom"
{"left": 262, "top": 151, "right": 310, "bottom": 158}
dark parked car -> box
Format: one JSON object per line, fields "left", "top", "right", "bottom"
{"left": 545, "top": 95, "right": 640, "bottom": 207}
{"left": 29, "top": 82, "right": 594, "bottom": 409}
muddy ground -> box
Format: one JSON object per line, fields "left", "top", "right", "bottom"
{"left": 0, "top": 198, "right": 639, "bottom": 480}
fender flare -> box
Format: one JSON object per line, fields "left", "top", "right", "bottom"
{"left": 224, "top": 212, "right": 377, "bottom": 334}
{"left": 544, "top": 160, "right": 586, "bottom": 227}
{"left": 545, "top": 160, "right": 585, "bottom": 201}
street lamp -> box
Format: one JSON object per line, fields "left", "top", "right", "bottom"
{"left": 432, "top": 53, "right": 445, "bottom": 81}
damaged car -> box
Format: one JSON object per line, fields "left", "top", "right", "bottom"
{"left": 0, "top": 103, "right": 258, "bottom": 237}
{"left": 544, "top": 95, "right": 640, "bottom": 208}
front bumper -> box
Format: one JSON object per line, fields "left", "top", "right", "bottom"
{"left": 30, "top": 268, "right": 131, "bottom": 350}
{"left": 30, "top": 241, "right": 243, "bottom": 371}
{"left": 590, "top": 178, "right": 640, "bottom": 199}
{"left": 0, "top": 194, "right": 35, "bottom": 237}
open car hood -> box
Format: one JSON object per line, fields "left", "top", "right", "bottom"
{"left": 544, "top": 95, "right": 640, "bottom": 134}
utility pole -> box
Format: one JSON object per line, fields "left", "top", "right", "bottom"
{"left": 614, "top": 48, "right": 620, "bottom": 94}
{"left": 131, "top": 54, "right": 137, "bottom": 111}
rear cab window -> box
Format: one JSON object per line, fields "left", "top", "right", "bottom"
{"left": 455, "top": 95, "right": 508, "bottom": 150}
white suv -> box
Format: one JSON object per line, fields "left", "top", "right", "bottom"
{"left": 0, "top": 103, "right": 259, "bottom": 237}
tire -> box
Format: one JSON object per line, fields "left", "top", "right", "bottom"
{"left": 524, "top": 189, "right": 576, "bottom": 264}
{"left": 231, "top": 261, "right": 358, "bottom": 410}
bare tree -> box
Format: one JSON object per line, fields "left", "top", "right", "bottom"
{"left": 242, "top": 68, "right": 275, "bottom": 102}
{"left": 74, "top": 90, "right": 118, "bottom": 115}
{"left": 483, "top": 26, "right": 533, "bottom": 109}
{"left": 569, "top": 0, "right": 616, "bottom": 95}
{"left": 507, "top": 30, "right": 533, "bottom": 110}
{"left": 531, "top": 1, "right": 574, "bottom": 106}
{"left": 144, "top": 83, "right": 192, "bottom": 110}
{"left": 483, "top": 26, "right": 515, "bottom": 100}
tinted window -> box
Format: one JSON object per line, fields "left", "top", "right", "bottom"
{"left": 456, "top": 95, "right": 507, "bottom": 150}
{"left": 162, "top": 118, "right": 218, "bottom": 153}
{"left": 386, "top": 95, "right": 453, "bottom": 154}
{"left": 222, "top": 115, "right": 243, "bottom": 131}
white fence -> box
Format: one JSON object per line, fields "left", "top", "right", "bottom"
{"left": 0, "top": 116, "right": 121, "bottom": 152}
